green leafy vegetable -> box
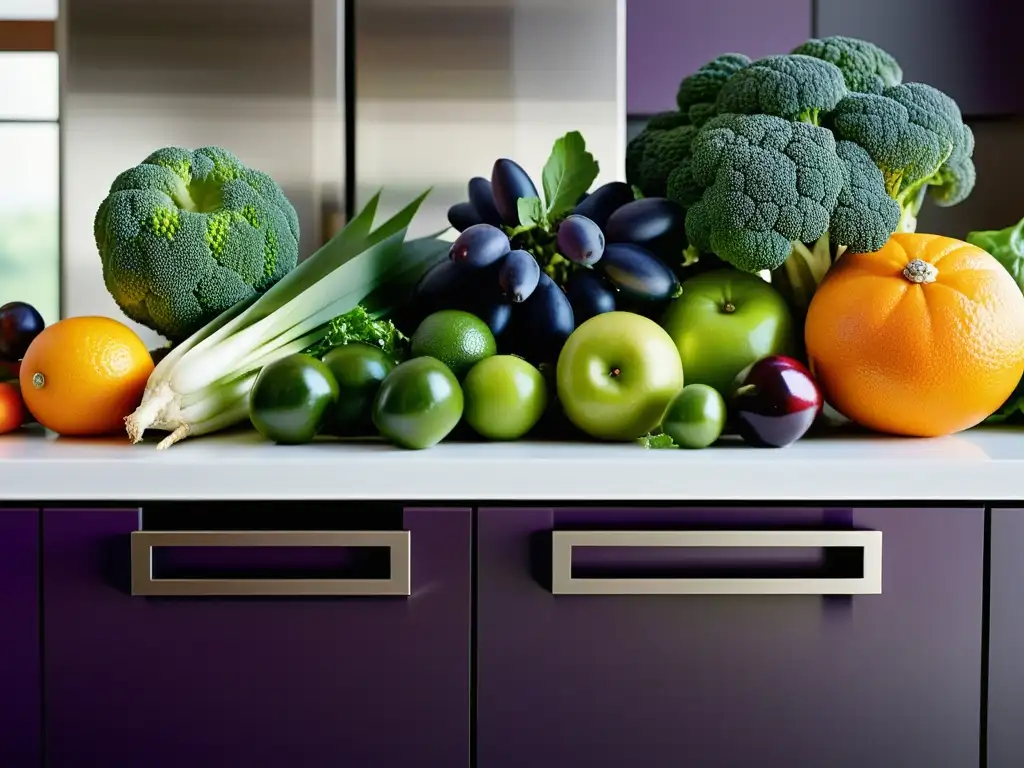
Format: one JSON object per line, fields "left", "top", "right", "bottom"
{"left": 301, "top": 306, "right": 407, "bottom": 361}
{"left": 541, "top": 130, "right": 600, "bottom": 220}
{"left": 967, "top": 216, "right": 1024, "bottom": 292}
{"left": 638, "top": 432, "right": 678, "bottom": 449}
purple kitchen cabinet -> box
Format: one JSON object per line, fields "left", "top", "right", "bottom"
{"left": 627, "top": 0, "right": 812, "bottom": 115}
{"left": 42, "top": 506, "right": 471, "bottom": 768}
{"left": 477, "top": 506, "right": 983, "bottom": 768}
{"left": 0, "top": 509, "right": 40, "bottom": 767}
{"left": 988, "top": 507, "right": 1024, "bottom": 767}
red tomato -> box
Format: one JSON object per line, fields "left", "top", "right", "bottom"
{"left": 0, "top": 381, "right": 26, "bottom": 433}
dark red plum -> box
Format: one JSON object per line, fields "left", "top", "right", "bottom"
{"left": 0, "top": 302, "right": 45, "bottom": 361}
{"left": 731, "top": 355, "right": 823, "bottom": 448}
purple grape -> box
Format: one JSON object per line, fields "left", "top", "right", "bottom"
{"left": 447, "top": 202, "right": 483, "bottom": 232}
{"left": 556, "top": 214, "right": 605, "bottom": 266}
{"left": 572, "top": 181, "right": 635, "bottom": 230}
{"left": 491, "top": 159, "right": 539, "bottom": 226}
{"left": 449, "top": 223, "right": 511, "bottom": 268}
{"left": 564, "top": 270, "right": 616, "bottom": 324}
{"left": 596, "top": 242, "right": 679, "bottom": 303}
{"left": 468, "top": 177, "right": 504, "bottom": 227}
{"left": 605, "top": 197, "right": 686, "bottom": 258}
{"left": 498, "top": 249, "right": 541, "bottom": 303}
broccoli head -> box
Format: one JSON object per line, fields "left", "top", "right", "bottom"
{"left": 791, "top": 36, "right": 902, "bottom": 94}
{"left": 715, "top": 54, "right": 848, "bottom": 124}
{"left": 676, "top": 53, "right": 751, "bottom": 127}
{"left": 684, "top": 113, "right": 844, "bottom": 272}
{"left": 827, "top": 82, "right": 972, "bottom": 229}
{"left": 626, "top": 110, "right": 690, "bottom": 192}
{"left": 636, "top": 124, "right": 699, "bottom": 198}
{"left": 95, "top": 146, "right": 300, "bottom": 342}
{"left": 666, "top": 157, "right": 703, "bottom": 209}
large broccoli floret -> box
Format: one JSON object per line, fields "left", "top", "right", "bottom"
{"left": 791, "top": 36, "right": 902, "bottom": 94}
{"left": 715, "top": 54, "right": 848, "bottom": 124}
{"left": 95, "top": 146, "right": 300, "bottom": 342}
{"left": 829, "top": 139, "right": 901, "bottom": 254}
{"left": 827, "top": 82, "right": 972, "bottom": 231}
{"left": 676, "top": 53, "right": 751, "bottom": 127}
{"left": 683, "top": 113, "right": 844, "bottom": 272}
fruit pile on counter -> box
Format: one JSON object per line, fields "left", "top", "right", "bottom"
{"left": 4, "top": 34, "right": 1024, "bottom": 452}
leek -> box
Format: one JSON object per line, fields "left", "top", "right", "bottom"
{"left": 125, "top": 190, "right": 449, "bottom": 449}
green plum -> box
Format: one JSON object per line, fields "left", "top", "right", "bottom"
{"left": 463, "top": 355, "right": 548, "bottom": 440}
{"left": 249, "top": 354, "right": 340, "bottom": 445}
{"left": 662, "top": 384, "right": 727, "bottom": 449}
{"left": 321, "top": 343, "right": 395, "bottom": 435}
{"left": 372, "top": 356, "right": 464, "bottom": 450}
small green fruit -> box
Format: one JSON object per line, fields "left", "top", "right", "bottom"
{"left": 464, "top": 355, "right": 548, "bottom": 440}
{"left": 662, "top": 383, "right": 727, "bottom": 449}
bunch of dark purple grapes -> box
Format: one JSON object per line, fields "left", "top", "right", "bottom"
{"left": 408, "top": 157, "right": 705, "bottom": 365}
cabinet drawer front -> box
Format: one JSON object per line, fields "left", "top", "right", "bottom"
{"left": 988, "top": 507, "right": 1024, "bottom": 768}
{"left": 0, "top": 509, "right": 40, "bottom": 767}
{"left": 477, "top": 506, "right": 983, "bottom": 768}
{"left": 43, "top": 506, "right": 472, "bottom": 768}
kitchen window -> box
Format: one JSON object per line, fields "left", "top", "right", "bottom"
{"left": 0, "top": 0, "right": 60, "bottom": 327}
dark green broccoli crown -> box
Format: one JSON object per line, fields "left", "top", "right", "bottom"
{"left": 829, "top": 140, "right": 901, "bottom": 253}
{"left": 666, "top": 157, "right": 703, "bottom": 209}
{"left": 637, "top": 124, "right": 699, "bottom": 198}
{"left": 685, "top": 113, "right": 844, "bottom": 271}
{"left": 687, "top": 102, "right": 719, "bottom": 128}
{"left": 94, "top": 146, "right": 301, "bottom": 342}
{"left": 715, "top": 54, "right": 848, "bottom": 124}
{"left": 791, "top": 36, "right": 902, "bottom": 94}
{"left": 676, "top": 53, "right": 751, "bottom": 119}
{"left": 627, "top": 112, "right": 695, "bottom": 195}
{"left": 829, "top": 83, "right": 967, "bottom": 200}
{"left": 626, "top": 131, "right": 652, "bottom": 188}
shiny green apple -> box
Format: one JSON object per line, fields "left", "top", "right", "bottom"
{"left": 661, "top": 269, "right": 795, "bottom": 396}
{"left": 556, "top": 311, "right": 684, "bottom": 441}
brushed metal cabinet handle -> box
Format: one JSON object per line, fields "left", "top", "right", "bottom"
{"left": 550, "top": 529, "right": 882, "bottom": 596}
{"left": 130, "top": 530, "right": 411, "bottom": 597}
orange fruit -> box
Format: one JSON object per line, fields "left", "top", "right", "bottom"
{"left": 804, "top": 233, "right": 1024, "bottom": 437}
{"left": 20, "top": 316, "right": 154, "bottom": 436}
{"left": 0, "top": 381, "right": 25, "bottom": 433}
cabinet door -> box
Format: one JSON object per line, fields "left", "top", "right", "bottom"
{"left": 815, "top": 0, "right": 1020, "bottom": 116}
{"left": 0, "top": 509, "right": 40, "bottom": 767}
{"left": 43, "top": 506, "right": 472, "bottom": 768}
{"left": 627, "top": 0, "right": 812, "bottom": 115}
{"left": 477, "top": 506, "right": 983, "bottom": 768}
{"left": 988, "top": 507, "right": 1024, "bottom": 767}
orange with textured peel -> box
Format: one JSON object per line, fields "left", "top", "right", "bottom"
{"left": 20, "top": 316, "right": 154, "bottom": 436}
{"left": 804, "top": 233, "right": 1024, "bottom": 437}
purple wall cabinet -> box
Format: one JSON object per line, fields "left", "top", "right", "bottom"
{"left": 626, "top": 0, "right": 812, "bottom": 115}
{"left": 0, "top": 509, "right": 41, "bottom": 767}
{"left": 42, "top": 506, "right": 472, "bottom": 768}
{"left": 477, "top": 506, "right": 984, "bottom": 768}
{"left": 815, "top": 0, "right": 1021, "bottom": 116}
{"left": 988, "top": 507, "right": 1024, "bottom": 767}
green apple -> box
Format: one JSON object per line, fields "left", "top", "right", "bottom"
{"left": 463, "top": 355, "right": 548, "bottom": 440}
{"left": 662, "top": 384, "right": 727, "bottom": 449}
{"left": 556, "top": 311, "right": 684, "bottom": 441}
{"left": 661, "top": 269, "right": 795, "bottom": 396}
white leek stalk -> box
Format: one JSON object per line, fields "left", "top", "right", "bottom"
{"left": 126, "top": 191, "right": 445, "bottom": 449}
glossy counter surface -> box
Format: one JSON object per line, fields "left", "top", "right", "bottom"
{"left": 0, "top": 426, "right": 1020, "bottom": 502}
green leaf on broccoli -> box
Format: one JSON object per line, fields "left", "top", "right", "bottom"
{"left": 517, "top": 196, "right": 546, "bottom": 229}
{"left": 541, "top": 131, "right": 599, "bottom": 220}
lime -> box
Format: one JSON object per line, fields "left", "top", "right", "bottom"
{"left": 372, "top": 356, "right": 464, "bottom": 450}
{"left": 321, "top": 343, "right": 395, "bottom": 436}
{"left": 662, "top": 383, "right": 726, "bottom": 449}
{"left": 463, "top": 355, "right": 548, "bottom": 440}
{"left": 409, "top": 310, "right": 496, "bottom": 379}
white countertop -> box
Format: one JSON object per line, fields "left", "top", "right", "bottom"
{"left": 0, "top": 425, "right": 1022, "bottom": 502}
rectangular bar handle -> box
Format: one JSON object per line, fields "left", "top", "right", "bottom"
{"left": 550, "top": 529, "right": 882, "bottom": 596}
{"left": 130, "top": 530, "right": 411, "bottom": 597}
